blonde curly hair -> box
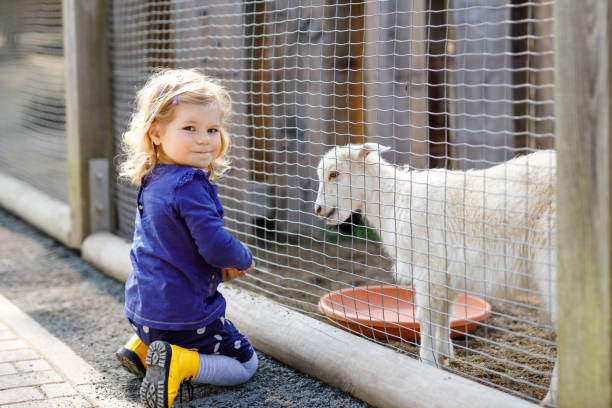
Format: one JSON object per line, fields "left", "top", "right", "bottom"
{"left": 119, "top": 68, "right": 233, "bottom": 184}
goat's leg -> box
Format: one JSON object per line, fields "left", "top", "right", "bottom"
{"left": 531, "top": 236, "right": 557, "bottom": 406}
{"left": 416, "top": 282, "right": 452, "bottom": 367}
{"left": 434, "top": 295, "right": 453, "bottom": 365}
{"left": 541, "top": 362, "right": 557, "bottom": 406}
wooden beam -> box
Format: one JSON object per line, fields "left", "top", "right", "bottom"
{"left": 555, "top": 1, "right": 612, "bottom": 406}
{"left": 0, "top": 173, "right": 71, "bottom": 247}
{"left": 63, "top": 0, "right": 113, "bottom": 246}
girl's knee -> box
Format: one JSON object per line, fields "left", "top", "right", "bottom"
{"left": 240, "top": 351, "right": 258, "bottom": 382}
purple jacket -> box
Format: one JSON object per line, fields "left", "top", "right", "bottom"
{"left": 124, "top": 165, "right": 252, "bottom": 330}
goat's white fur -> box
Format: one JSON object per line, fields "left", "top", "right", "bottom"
{"left": 314, "top": 143, "right": 557, "bottom": 405}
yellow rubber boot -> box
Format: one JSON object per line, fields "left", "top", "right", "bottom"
{"left": 115, "top": 334, "right": 148, "bottom": 378}
{"left": 140, "top": 341, "right": 199, "bottom": 408}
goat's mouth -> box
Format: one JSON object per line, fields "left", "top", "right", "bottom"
{"left": 324, "top": 208, "right": 344, "bottom": 227}
{"left": 324, "top": 208, "right": 336, "bottom": 224}
{"left": 324, "top": 208, "right": 350, "bottom": 227}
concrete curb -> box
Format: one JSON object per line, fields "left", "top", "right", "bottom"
{"left": 0, "top": 294, "right": 139, "bottom": 407}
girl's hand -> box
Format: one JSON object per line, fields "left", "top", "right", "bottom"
{"left": 222, "top": 261, "right": 255, "bottom": 282}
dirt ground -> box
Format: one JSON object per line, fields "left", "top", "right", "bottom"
{"left": 242, "top": 229, "right": 556, "bottom": 404}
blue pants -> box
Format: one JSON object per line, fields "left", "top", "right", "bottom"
{"left": 129, "top": 317, "right": 254, "bottom": 364}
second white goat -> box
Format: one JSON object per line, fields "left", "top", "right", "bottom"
{"left": 314, "top": 143, "right": 557, "bottom": 405}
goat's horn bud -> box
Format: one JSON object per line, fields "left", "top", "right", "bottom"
{"left": 362, "top": 143, "right": 391, "bottom": 156}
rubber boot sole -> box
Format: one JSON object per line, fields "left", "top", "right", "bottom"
{"left": 115, "top": 346, "right": 146, "bottom": 378}
{"left": 140, "top": 341, "right": 171, "bottom": 408}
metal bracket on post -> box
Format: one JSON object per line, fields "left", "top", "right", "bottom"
{"left": 89, "top": 158, "right": 110, "bottom": 233}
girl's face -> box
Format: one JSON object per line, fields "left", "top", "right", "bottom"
{"left": 149, "top": 103, "right": 223, "bottom": 170}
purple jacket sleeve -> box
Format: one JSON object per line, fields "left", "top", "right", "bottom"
{"left": 175, "top": 178, "right": 252, "bottom": 271}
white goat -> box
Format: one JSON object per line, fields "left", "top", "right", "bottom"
{"left": 314, "top": 143, "right": 557, "bottom": 405}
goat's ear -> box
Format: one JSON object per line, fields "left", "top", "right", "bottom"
{"left": 359, "top": 143, "right": 391, "bottom": 159}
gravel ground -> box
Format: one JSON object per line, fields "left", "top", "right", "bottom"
{"left": 0, "top": 207, "right": 371, "bottom": 408}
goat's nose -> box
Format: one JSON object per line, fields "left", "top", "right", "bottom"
{"left": 315, "top": 205, "right": 322, "bottom": 216}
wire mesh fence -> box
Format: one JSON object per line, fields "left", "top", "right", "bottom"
{"left": 0, "top": 0, "right": 67, "bottom": 202}
{"left": 0, "top": 0, "right": 558, "bottom": 405}
{"left": 111, "top": 0, "right": 555, "bottom": 400}
{"left": 109, "top": 0, "right": 556, "bottom": 404}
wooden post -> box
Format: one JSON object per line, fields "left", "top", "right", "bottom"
{"left": 427, "top": 0, "right": 450, "bottom": 169}
{"left": 449, "top": 0, "right": 516, "bottom": 169}
{"left": 147, "top": 1, "right": 175, "bottom": 68}
{"left": 362, "top": 0, "right": 428, "bottom": 168}
{"left": 322, "top": 0, "right": 365, "bottom": 147}
{"left": 63, "top": 0, "right": 112, "bottom": 247}
{"left": 510, "top": 0, "right": 530, "bottom": 154}
{"left": 250, "top": 1, "right": 274, "bottom": 183}
{"left": 531, "top": 0, "right": 554, "bottom": 150}
{"left": 555, "top": 1, "right": 612, "bottom": 406}
{"left": 404, "top": 0, "right": 432, "bottom": 170}
{"left": 347, "top": 0, "right": 365, "bottom": 145}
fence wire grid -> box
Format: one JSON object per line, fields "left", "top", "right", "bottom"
{"left": 110, "top": 0, "right": 555, "bottom": 404}
{"left": 0, "top": 0, "right": 557, "bottom": 405}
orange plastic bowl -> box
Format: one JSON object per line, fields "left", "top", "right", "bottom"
{"left": 318, "top": 285, "right": 492, "bottom": 342}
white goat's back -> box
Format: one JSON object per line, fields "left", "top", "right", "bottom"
{"left": 319, "top": 146, "right": 558, "bottom": 402}
{"left": 392, "top": 150, "right": 556, "bottom": 310}
{"left": 317, "top": 146, "right": 556, "bottom": 311}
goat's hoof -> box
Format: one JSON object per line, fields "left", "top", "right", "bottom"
{"left": 540, "top": 393, "right": 555, "bottom": 407}
{"left": 438, "top": 356, "right": 451, "bottom": 367}
{"left": 419, "top": 353, "right": 438, "bottom": 367}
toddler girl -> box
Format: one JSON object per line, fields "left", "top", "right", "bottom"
{"left": 116, "top": 69, "right": 257, "bottom": 408}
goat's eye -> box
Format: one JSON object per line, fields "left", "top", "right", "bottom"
{"left": 328, "top": 171, "right": 339, "bottom": 181}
